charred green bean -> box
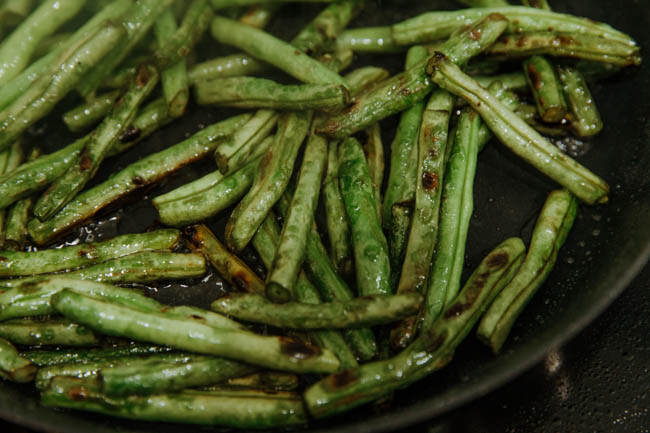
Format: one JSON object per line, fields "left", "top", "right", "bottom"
{"left": 0, "top": 229, "right": 180, "bottom": 278}
{"left": 338, "top": 137, "right": 390, "bottom": 296}
{"left": 212, "top": 293, "right": 422, "bottom": 329}
{"left": 477, "top": 190, "right": 578, "bottom": 353}
{"left": 187, "top": 224, "right": 265, "bottom": 295}
{"left": 51, "top": 290, "right": 340, "bottom": 373}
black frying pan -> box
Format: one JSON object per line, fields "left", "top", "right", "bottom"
{"left": 0, "top": 1, "right": 648, "bottom": 432}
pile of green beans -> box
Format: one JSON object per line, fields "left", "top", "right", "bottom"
{"left": 0, "top": 0, "right": 640, "bottom": 428}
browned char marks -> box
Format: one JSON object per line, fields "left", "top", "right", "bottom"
{"left": 527, "top": 64, "right": 543, "bottom": 91}
{"left": 554, "top": 35, "right": 577, "bottom": 46}
{"left": 327, "top": 368, "right": 360, "bottom": 390}
{"left": 136, "top": 65, "right": 152, "bottom": 87}
{"left": 422, "top": 172, "right": 439, "bottom": 190}
{"left": 279, "top": 337, "right": 321, "bottom": 359}
{"left": 231, "top": 272, "right": 252, "bottom": 292}
{"left": 67, "top": 386, "right": 89, "bottom": 401}
{"left": 119, "top": 126, "right": 141, "bottom": 143}
{"left": 486, "top": 252, "right": 509, "bottom": 269}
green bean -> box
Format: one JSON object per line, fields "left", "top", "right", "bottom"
{"left": 219, "top": 123, "right": 276, "bottom": 178}
{"left": 62, "top": 90, "right": 121, "bottom": 133}
{"left": 523, "top": 55, "right": 567, "bottom": 123}
{"left": 0, "top": 22, "right": 125, "bottom": 152}
{"left": 0, "top": 337, "right": 36, "bottom": 382}
{"left": 429, "top": 53, "right": 609, "bottom": 204}
{"left": 420, "top": 107, "right": 483, "bottom": 335}
{"left": 42, "top": 376, "right": 307, "bottom": 428}
{"left": 210, "top": 16, "right": 349, "bottom": 88}
{"left": 522, "top": 0, "right": 550, "bottom": 8}
{"left": 24, "top": 344, "right": 174, "bottom": 367}
{"left": 397, "top": 89, "right": 453, "bottom": 297}
{"left": 154, "top": 10, "right": 189, "bottom": 119}
{"left": 154, "top": 154, "right": 261, "bottom": 227}
{"left": 34, "top": 352, "right": 195, "bottom": 389}
{"left": 226, "top": 111, "right": 312, "bottom": 252}
{"left": 364, "top": 123, "right": 384, "bottom": 223}
{"left": 238, "top": 4, "right": 281, "bottom": 29}
{"left": 339, "top": 137, "right": 390, "bottom": 296}
{"left": 477, "top": 190, "right": 578, "bottom": 353}
{"left": 391, "top": 6, "right": 637, "bottom": 47}
{"left": 1, "top": 252, "right": 207, "bottom": 288}
{"left": 27, "top": 114, "right": 250, "bottom": 245}
{"left": 251, "top": 213, "right": 360, "bottom": 368}
{"left": 290, "top": 0, "right": 365, "bottom": 55}
{"left": 211, "top": 0, "right": 332, "bottom": 9}
{"left": 0, "top": 0, "right": 86, "bottom": 86}
{"left": 336, "top": 27, "right": 402, "bottom": 53}
{"left": 486, "top": 32, "right": 641, "bottom": 67}
{"left": 304, "top": 238, "right": 526, "bottom": 418}
{"left": 34, "top": 65, "right": 159, "bottom": 221}
{"left": 556, "top": 65, "right": 603, "bottom": 137}
{"left": 318, "top": 13, "right": 509, "bottom": 138}
{"left": 100, "top": 355, "right": 255, "bottom": 396}
{"left": 187, "top": 54, "right": 270, "bottom": 83}
{"left": 0, "top": 278, "right": 245, "bottom": 334}
{"left": 474, "top": 71, "right": 529, "bottom": 93}
{"left": 322, "top": 140, "right": 353, "bottom": 278}
{"left": 187, "top": 224, "right": 265, "bottom": 295}
{"left": 214, "top": 109, "right": 277, "bottom": 175}
{"left": 319, "top": 67, "right": 389, "bottom": 279}
{"left": 52, "top": 290, "right": 340, "bottom": 373}
{"left": 213, "top": 293, "right": 422, "bottom": 329}
{"left": 0, "top": 229, "right": 180, "bottom": 278}
{"left": 0, "top": 278, "right": 159, "bottom": 321}
{"left": 0, "top": 318, "right": 100, "bottom": 347}
{"left": 76, "top": 0, "right": 174, "bottom": 98}
{"left": 196, "top": 77, "right": 350, "bottom": 111}
{"left": 266, "top": 135, "right": 327, "bottom": 302}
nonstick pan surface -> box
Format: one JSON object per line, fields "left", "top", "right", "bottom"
{"left": 0, "top": 1, "right": 648, "bottom": 432}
